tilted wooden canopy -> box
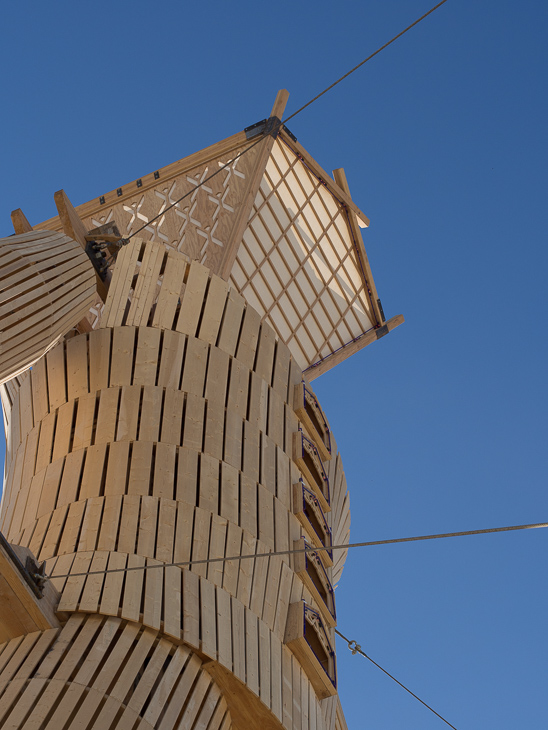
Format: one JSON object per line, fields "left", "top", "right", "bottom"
{"left": 31, "top": 90, "right": 403, "bottom": 377}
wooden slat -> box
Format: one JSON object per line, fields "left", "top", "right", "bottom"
{"left": 152, "top": 250, "right": 187, "bottom": 330}
{"left": 175, "top": 261, "right": 209, "bottom": 336}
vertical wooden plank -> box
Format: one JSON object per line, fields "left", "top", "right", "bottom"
{"left": 292, "top": 655, "right": 302, "bottom": 730}
{"left": 31, "top": 356, "right": 49, "bottom": 423}
{"left": 199, "top": 452, "right": 219, "bottom": 513}
{"left": 222, "top": 521, "right": 242, "bottom": 598}
{"left": 191, "top": 506, "right": 210, "bottom": 579}
{"left": 236, "top": 531, "right": 256, "bottom": 607}
{"left": 268, "top": 389, "right": 286, "bottom": 448}
{"left": 89, "top": 327, "right": 111, "bottom": 393}
{"left": 242, "top": 420, "right": 260, "bottom": 484}
{"left": 271, "top": 634, "right": 283, "bottom": 722}
{"left": 235, "top": 305, "right": 261, "bottom": 370}
{"left": 198, "top": 275, "right": 229, "bottom": 345}
{"left": 223, "top": 409, "right": 242, "bottom": 470}
{"left": 274, "top": 496, "right": 290, "bottom": 565}
{"left": 175, "top": 261, "right": 210, "bottom": 336}
{"left": 216, "top": 585, "right": 232, "bottom": 670}
{"left": 153, "top": 443, "right": 176, "bottom": 499}
{"left": 254, "top": 323, "right": 277, "bottom": 384}
{"left": 116, "top": 494, "right": 140, "bottom": 554}
{"left": 181, "top": 336, "right": 209, "bottom": 397}
{"left": 128, "top": 440, "right": 152, "bottom": 496}
{"left": 137, "top": 495, "right": 158, "bottom": 558}
{"left": 46, "top": 343, "right": 66, "bottom": 411}
{"left": 157, "top": 329, "right": 186, "bottom": 390}
{"left": 79, "top": 551, "right": 108, "bottom": 612}
{"left": 138, "top": 386, "right": 162, "bottom": 442}
{"left": 66, "top": 334, "right": 89, "bottom": 400}
{"left": 97, "top": 495, "right": 122, "bottom": 551}
{"left": 250, "top": 543, "right": 269, "bottom": 617}
{"left": 217, "top": 288, "right": 245, "bottom": 357}
{"left": 259, "top": 618, "right": 271, "bottom": 709}
{"left": 261, "top": 433, "right": 277, "bottom": 494}
{"left": 79, "top": 443, "right": 107, "bottom": 499}
{"left": 182, "top": 569, "right": 200, "bottom": 650}
{"left": 282, "top": 646, "right": 293, "bottom": 730}
{"left": 110, "top": 326, "right": 136, "bottom": 387}
{"left": 273, "top": 561, "right": 294, "bottom": 640}
{"left": 35, "top": 411, "right": 55, "bottom": 473}
{"left": 56, "top": 449, "right": 85, "bottom": 507}
{"left": 100, "top": 552, "right": 128, "bottom": 616}
{"left": 258, "top": 484, "right": 275, "bottom": 550}
{"left": 204, "top": 401, "right": 224, "bottom": 461}
{"left": 143, "top": 559, "right": 163, "bottom": 630}
{"left": 133, "top": 326, "right": 161, "bottom": 385}
{"left": 174, "top": 503, "right": 194, "bottom": 569}
{"left": 121, "top": 553, "right": 146, "bottom": 623}
{"left": 245, "top": 608, "right": 259, "bottom": 696}
{"left": 219, "top": 461, "right": 239, "bottom": 525}
{"left": 77, "top": 496, "right": 104, "bottom": 552}
{"left": 276, "top": 447, "right": 291, "bottom": 508}
{"left": 51, "top": 400, "right": 74, "bottom": 462}
{"left": 248, "top": 371, "right": 268, "bottom": 433}
{"left": 239, "top": 473, "right": 257, "bottom": 536}
{"left": 204, "top": 346, "right": 229, "bottom": 405}
{"left": 272, "top": 339, "right": 291, "bottom": 401}
{"left": 102, "top": 239, "right": 140, "bottom": 327}
{"left": 18, "top": 374, "right": 34, "bottom": 438}
{"left": 93, "top": 388, "right": 119, "bottom": 447}
{"left": 156, "top": 498, "right": 177, "bottom": 563}
{"left": 38, "top": 504, "right": 68, "bottom": 560}
{"left": 231, "top": 596, "right": 246, "bottom": 682}
{"left": 183, "top": 393, "right": 205, "bottom": 452}
{"left": 164, "top": 565, "right": 182, "bottom": 640}
{"left": 116, "top": 386, "right": 140, "bottom": 442}
{"left": 71, "top": 393, "right": 96, "bottom": 450}
{"left": 262, "top": 555, "right": 282, "bottom": 630}
{"left": 36, "top": 457, "right": 63, "bottom": 520}
{"left": 200, "top": 577, "right": 217, "bottom": 660}
{"left": 127, "top": 242, "right": 164, "bottom": 327}
{"left": 57, "top": 499, "right": 86, "bottom": 555}
{"left": 152, "top": 250, "right": 187, "bottom": 330}
{"left": 160, "top": 389, "right": 184, "bottom": 446}
{"left": 176, "top": 447, "right": 198, "bottom": 504}
{"left": 227, "top": 358, "right": 249, "bottom": 418}
{"left": 207, "top": 514, "right": 227, "bottom": 587}
{"left": 104, "top": 440, "right": 130, "bottom": 496}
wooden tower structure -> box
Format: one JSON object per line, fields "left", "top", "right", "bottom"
{"left": 0, "top": 91, "right": 403, "bottom": 730}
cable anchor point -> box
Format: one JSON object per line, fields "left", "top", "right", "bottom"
{"left": 347, "top": 639, "right": 362, "bottom": 655}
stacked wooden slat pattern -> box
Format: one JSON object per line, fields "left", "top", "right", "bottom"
{"left": 0, "top": 243, "right": 351, "bottom": 729}
{"left": 0, "top": 230, "right": 96, "bottom": 385}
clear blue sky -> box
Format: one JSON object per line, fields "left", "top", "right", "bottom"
{"left": 1, "top": 1, "right": 546, "bottom": 727}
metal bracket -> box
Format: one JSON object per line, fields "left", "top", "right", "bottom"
{"left": 245, "top": 116, "right": 296, "bottom": 141}
{"left": 377, "top": 298, "right": 386, "bottom": 323}
{"left": 376, "top": 324, "right": 389, "bottom": 339}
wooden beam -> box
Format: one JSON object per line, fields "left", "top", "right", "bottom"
{"left": 304, "top": 314, "right": 404, "bottom": 381}
{"left": 218, "top": 90, "right": 289, "bottom": 280}
{"left": 34, "top": 131, "right": 251, "bottom": 234}
{"left": 277, "top": 129, "right": 370, "bottom": 227}
{"left": 0, "top": 534, "right": 61, "bottom": 643}
{"left": 54, "top": 189, "right": 109, "bottom": 302}
{"left": 332, "top": 167, "right": 383, "bottom": 326}
{"left": 11, "top": 209, "right": 33, "bottom": 234}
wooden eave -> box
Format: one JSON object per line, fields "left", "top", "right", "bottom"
{"left": 32, "top": 130, "right": 251, "bottom": 234}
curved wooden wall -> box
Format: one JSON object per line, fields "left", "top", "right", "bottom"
{"left": 0, "top": 230, "right": 96, "bottom": 385}
{"left": 0, "top": 242, "right": 351, "bottom": 730}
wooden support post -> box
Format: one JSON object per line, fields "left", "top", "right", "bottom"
{"left": 54, "top": 189, "right": 108, "bottom": 302}
{"left": 10, "top": 209, "right": 33, "bottom": 234}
